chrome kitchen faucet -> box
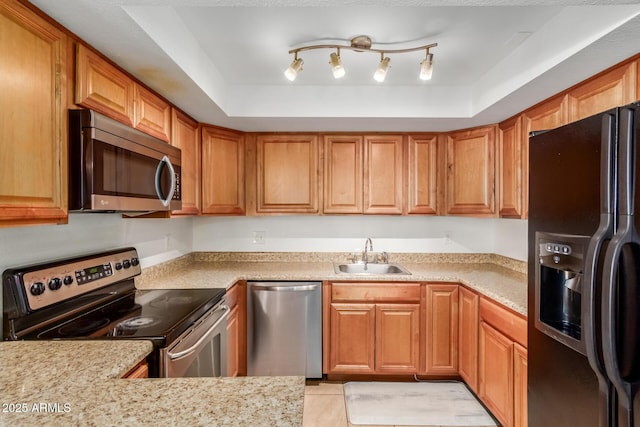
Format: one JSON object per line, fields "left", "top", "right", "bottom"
{"left": 363, "top": 238, "right": 373, "bottom": 270}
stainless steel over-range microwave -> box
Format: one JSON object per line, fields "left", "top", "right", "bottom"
{"left": 68, "top": 109, "right": 181, "bottom": 213}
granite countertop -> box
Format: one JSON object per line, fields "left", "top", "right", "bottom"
{"left": 135, "top": 253, "right": 528, "bottom": 316}
{"left": 0, "top": 341, "right": 304, "bottom": 426}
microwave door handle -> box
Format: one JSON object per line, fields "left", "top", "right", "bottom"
{"left": 154, "top": 155, "right": 176, "bottom": 207}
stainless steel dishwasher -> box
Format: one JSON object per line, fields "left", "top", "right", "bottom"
{"left": 247, "top": 281, "right": 322, "bottom": 378}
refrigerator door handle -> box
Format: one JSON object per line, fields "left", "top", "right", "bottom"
{"left": 584, "top": 217, "right": 616, "bottom": 427}
{"left": 601, "top": 221, "right": 639, "bottom": 427}
{"left": 582, "top": 112, "right": 617, "bottom": 427}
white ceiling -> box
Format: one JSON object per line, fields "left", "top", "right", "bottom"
{"left": 30, "top": 0, "right": 640, "bottom": 132}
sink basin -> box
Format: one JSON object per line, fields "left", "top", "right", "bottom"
{"left": 333, "top": 263, "right": 411, "bottom": 275}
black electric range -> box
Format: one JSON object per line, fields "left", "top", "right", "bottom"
{"left": 2, "top": 247, "right": 226, "bottom": 377}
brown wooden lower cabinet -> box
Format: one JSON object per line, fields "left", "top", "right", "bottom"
{"left": 329, "top": 303, "right": 376, "bottom": 374}
{"left": 375, "top": 304, "right": 420, "bottom": 373}
{"left": 478, "top": 298, "right": 528, "bottom": 427}
{"left": 227, "top": 303, "right": 240, "bottom": 377}
{"left": 226, "top": 281, "right": 246, "bottom": 377}
{"left": 479, "top": 320, "right": 514, "bottom": 427}
{"left": 513, "top": 343, "right": 528, "bottom": 427}
{"left": 324, "top": 280, "right": 527, "bottom": 427}
{"left": 122, "top": 360, "right": 149, "bottom": 379}
{"left": 458, "top": 286, "right": 479, "bottom": 391}
{"left": 423, "top": 284, "right": 459, "bottom": 375}
{"left": 327, "top": 281, "right": 421, "bottom": 375}
{"left": 328, "top": 302, "right": 420, "bottom": 375}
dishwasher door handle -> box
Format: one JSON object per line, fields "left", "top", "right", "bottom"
{"left": 251, "top": 284, "right": 319, "bottom": 292}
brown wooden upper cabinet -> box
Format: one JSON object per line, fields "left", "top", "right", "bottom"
{"left": 171, "top": 109, "right": 200, "bottom": 216}
{"left": 498, "top": 116, "right": 525, "bottom": 219}
{"left": 201, "top": 126, "right": 245, "bottom": 215}
{"left": 323, "top": 135, "right": 363, "bottom": 214}
{"left": 407, "top": 134, "right": 439, "bottom": 215}
{"left": 75, "top": 43, "right": 135, "bottom": 126}
{"left": 133, "top": 83, "right": 171, "bottom": 142}
{"left": 568, "top": 60, "right": 637, "bottom": 122}
{"left": 323, "top": 134, "right": 404, "bottom": 215}
{"left": 525, "top": 94, "right": 568, "bottom": 133}
{"left": 0, "top": 0, "right": 68, "bottom": 227}
{"left": 255, "top": 134, "right": 320, "bottom": 214}
{"left": 364, "top": 135, "right": 404, "bottom": 214}
{"left": 445, "top": 126, "right": 497, "bottom": 216}
{"left": 76, "top": 44, "right": 171, "bottom": 142}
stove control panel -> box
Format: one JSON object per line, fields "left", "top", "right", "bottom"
{"left": 18, "top": 248, "right": 141, "bottom": 311}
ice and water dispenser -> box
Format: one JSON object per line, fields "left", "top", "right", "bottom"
{"left": 535, "top": 232, "right": 590, "bottom": 355}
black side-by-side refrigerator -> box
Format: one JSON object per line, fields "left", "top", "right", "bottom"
{"left": 529, "top": 102, "right": 640, "bottom": 427}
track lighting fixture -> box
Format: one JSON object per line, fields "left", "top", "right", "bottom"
{"left": 284, "top": 54, "right": 304, "bottom": 81}
{"left": 285, "top": 35, "right": 437, "bottom": 83}
{"left": 419, "top": 49, "right": 434, "bottom": 81}
{"left": 373, "top": 55, "right": 391, "bottom": 83}
{"left": 329, "top": 50, "right": 345, "bottom": 79}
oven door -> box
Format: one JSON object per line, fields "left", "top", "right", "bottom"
{"left": 160, "top": 301, "right": 229, "bottom": 378}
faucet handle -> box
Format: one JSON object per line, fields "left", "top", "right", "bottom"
{"left": 347, "top": 253, "right": 359, "bottom": 263}
{"left": 379, "top": 251, "right": 390, "bottom": 264}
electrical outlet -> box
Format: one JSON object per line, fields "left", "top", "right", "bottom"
{"left": 252, "top": 230, "right": 266, "bottom": 245}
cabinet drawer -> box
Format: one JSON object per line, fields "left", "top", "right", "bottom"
{"left": 479, "top": 298, "right": 527, "bottom": 347}
{"left": 331, "top": 282, "right": 421, "bottom": 302}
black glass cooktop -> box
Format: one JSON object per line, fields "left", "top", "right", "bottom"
{"left": 32, "top": 288, "right": 226, "bottom": 346}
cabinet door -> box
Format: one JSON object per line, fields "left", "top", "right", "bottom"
{"left": 513, "top": 343, "right": 528, "bottom": 427}
{"left": 407, "top": 135, "right": 438, "bottom": 215}
{"left": 122, "top": 361, "right": 149, "bottom": 379}
{"left": 201, "top": 126, "right": 245, "bottom": 215}
{"left": 0, "top": 0, "right": 68, "bottom": 226}
{"left": 458, "top": 286, "right": 479, "bottom": 392}
{"left": 323, "top": 135, "right": 363, "bottom": 214}
{"left": 479, "top": 321, "right": 514, "bottom": 427}
{"left": 375, "top": 304, "right": 420, "bottom": 373}
{"left": 75, "top": 43, "right": 134, "bottom": 126}
{"left": 171, "top": 109, "right": 200, "bottom": 215}
{"left": 446, "top": 126, "right": 496, "bottom": 216}
{"left": 133, "top": 83, "right": 171, "bottom": 142}
{"left": 256, "top": 135, "right": 320, "bottom": 214}
{"left": 364, "top": 135, "right": 404, "bottom": 214}
{"left": 424, "top": 284, "right": 459, "bottom": 375}
{"left": 227, "top": 303, "right": 240, "bottom": 377}
{"left": 329, "top": 303, "right": 375, "bottom": 374}
{"left": 568, "top": 60, "right": 636, "bottom": 122}
{"left": 498, "top": 116, "right": 525, "bottom": 219}
{"left": 525, "top": 94, "right": 568, "bottom": 132}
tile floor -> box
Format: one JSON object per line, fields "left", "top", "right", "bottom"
{"left": 302, "top": 381, "right": 494, "bottom": 427}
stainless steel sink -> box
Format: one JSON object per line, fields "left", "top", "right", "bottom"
{"left": 333, "top": 263, "right": 411, "bottom": 275}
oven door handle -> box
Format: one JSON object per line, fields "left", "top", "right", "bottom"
{"left": 168, "top": 304, "right": 230, "bottom": 360}
{"left": 155, "top": 155, "right": 176, "bottom": 207}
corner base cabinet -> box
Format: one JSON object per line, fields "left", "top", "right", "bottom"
{"left": 478, "top": 298, "right": 528, "bottom": 427}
